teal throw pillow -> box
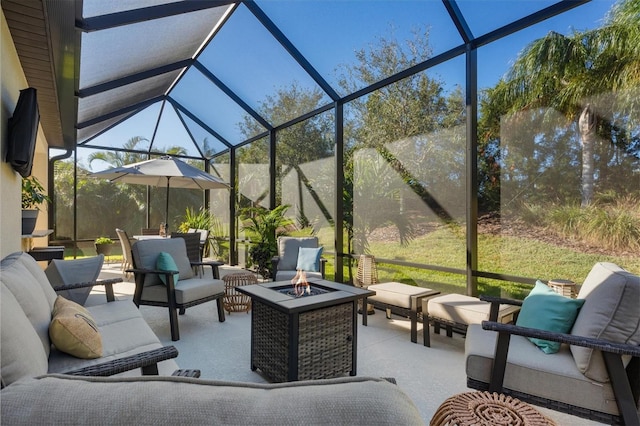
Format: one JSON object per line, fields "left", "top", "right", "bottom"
{"left": 156, "top": 252, "right": 180, "bottom": 286}
{"left": 296, "top": 247, "right": 323, "bottom": 272}
{"left": 516, "top": 280, "right": 585, "bottom": 354}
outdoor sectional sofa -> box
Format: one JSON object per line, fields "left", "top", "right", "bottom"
{"left": 0, "top": 251, "right": 180, "bottom": 386}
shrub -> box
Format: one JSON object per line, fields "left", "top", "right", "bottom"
{"left": 95, "top": 237, "right": 114, "bottom": 245}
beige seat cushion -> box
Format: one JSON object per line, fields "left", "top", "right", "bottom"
{"left": 465, "top": 324, "right": 619, "bottom": 416}
{"left": 570, "top": 262, "right": 640, "bottom": 382}
{"left": 427, "top": 293, "right": 519, "bottom": 325}
{"left": 47, "top": 300, "right": 176, "bottom": 375}
{"left": 368, "top": 282, "right": 435, "bottom": 310}
{"left": 141, "top": 278, "right": 225, "bottom": 305}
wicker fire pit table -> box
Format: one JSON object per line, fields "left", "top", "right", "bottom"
{"left": 236, "top": 279, "right": 374, "bottom": 383}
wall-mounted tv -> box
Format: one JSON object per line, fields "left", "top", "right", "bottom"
{"left": 5, "top": 87, "right": 39, "bottom": 178}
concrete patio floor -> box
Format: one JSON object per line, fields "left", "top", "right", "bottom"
{"left": 94, "top": 261, "right": 602, "bottom": 425}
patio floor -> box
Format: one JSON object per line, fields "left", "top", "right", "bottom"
{"left": 94, "top": 261, "right": 602, "bottom": 425}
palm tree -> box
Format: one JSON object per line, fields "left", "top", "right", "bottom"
{"left": 87, "top": 136, "right": 150, "bottom": 168}
{"left": 483, "top": 0, "right": 640, "bottom": 206}
{"left": 240, "top": 204, "right": 293, "bottom": 279}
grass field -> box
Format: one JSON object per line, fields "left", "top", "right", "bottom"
{"left": 321, "top": 227, "right": 640, "bottom": 299}
{"left": 68, "top": 227, "right": 638, "bottom": 300}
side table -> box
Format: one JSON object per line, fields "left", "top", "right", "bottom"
{"left": 222, "top": 271, "right": 257, "bottom": 313}
{"left": 547, "top": 279, "right": 577, "bottom": 298}
{"left": 431, "top": 391, "right": 556, "bottom": 425}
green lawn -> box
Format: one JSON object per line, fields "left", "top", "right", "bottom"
{"left": 323, "top": 227, "right": 640, "bottom": 300}
{"left": 67, "top": 228, "right": 639, "bottom": 301}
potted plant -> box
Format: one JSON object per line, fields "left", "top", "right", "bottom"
{"left": 94, "top": 236, "right": 114, "bottom": 256}
{"left": 178, "top": 207, "right": 225, "bottom": 258}
{"left": 240, "top": 204, "right": 292, "bottom": 279}
{"left": 21, "top": 176, "right": 50, "bottom": 235}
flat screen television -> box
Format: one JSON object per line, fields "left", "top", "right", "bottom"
{"left": 6, "top": 87, "right": 39, "bottom": 177}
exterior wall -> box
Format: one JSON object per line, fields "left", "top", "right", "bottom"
{"left": 0, "top": 10, "right": 50, "bottom": 259}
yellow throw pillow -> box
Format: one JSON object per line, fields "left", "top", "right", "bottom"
{"left": 49, "top": 296, "right": 103, "bottom": 359}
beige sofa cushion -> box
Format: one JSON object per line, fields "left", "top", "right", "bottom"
{"left": 570, "top": 262, "right": 640, "bottom": 382}
{"left": 0, "top": 252, "right": 55, "bottom": 356}
{"left": 47, "top": 300, "right": 172, "bottom": 374}
{"left": 49, "top": 296, "right": 103, "bottom": 359}
{"left": 0, "top": 283, "right": 48, "bottom": 386}
{"left": 465, "top": 324, "right": 619, "bottom": 416}
{"left": 15, "top": 252, "right": 58, "bottom": 310}
{"left": 0, "top": 375, "right": 424, "bottom": 425}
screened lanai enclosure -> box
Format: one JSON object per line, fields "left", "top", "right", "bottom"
{"left": 8, "top": 0, "right": 638, "bottom": 295}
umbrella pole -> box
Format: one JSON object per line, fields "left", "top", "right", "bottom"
{"left": 165, "top": 177, "right": 170, "bottom": 233}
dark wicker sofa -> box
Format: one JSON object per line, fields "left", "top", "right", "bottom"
{"left": 465, "top": 262, "right": 640, "bottom": 425}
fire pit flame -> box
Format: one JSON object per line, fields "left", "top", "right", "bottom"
{"left": 291, "top": 270, "right": 310, "bottom": 297}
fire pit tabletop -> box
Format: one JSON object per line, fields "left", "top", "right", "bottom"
{"left": 236, "top": 279, "right": 375, "bottom": 314}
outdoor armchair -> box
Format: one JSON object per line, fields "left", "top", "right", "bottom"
{"left": 465, "top": 262, "right": 640, "bottom": 425}
{"left": 271, "top": 236, "right": 326, "bottom": 282}
{"left": 130, "top": 238, "right": 226, "bottom": 341}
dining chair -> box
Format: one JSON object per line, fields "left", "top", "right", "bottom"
{"left": 196, "top": 228, "right": 209, "bottom": 259}
{"left": 115, "top": 228, "right": 134, "bottom": 279}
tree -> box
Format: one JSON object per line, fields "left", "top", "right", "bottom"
{"left": 87, "top": 136, "right": 150, "bottom": 168}
{"left": 238, "top": 83, "right": 333, "bottom": 169}
{"left": 237, "top": 83, "right": 334, "bottom": 221}
{"left": 339, "top": 27, "right": 466, "bottom": 252}
{"left": 480, "top": 0, "right": 640, "bottom": 207}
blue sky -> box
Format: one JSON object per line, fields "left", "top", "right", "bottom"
{"left": 76, "top": 0, "right": 616, "bottom": 171}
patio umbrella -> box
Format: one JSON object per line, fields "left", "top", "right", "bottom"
{"left": 90, "top": 156, "right": 229, "bottom": 231}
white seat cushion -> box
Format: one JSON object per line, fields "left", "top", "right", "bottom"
{"left": 427, "top": 293, "right": 519, "bottom": 325}
{"left": 368, "top": 282, "right": 435, "bottom": 310}
{"left": 465, "top": 324, "right": 620, "bottom": 416}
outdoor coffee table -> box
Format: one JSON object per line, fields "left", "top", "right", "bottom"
{"left": 236, "top": 279, "right": 374, "bottom": 383}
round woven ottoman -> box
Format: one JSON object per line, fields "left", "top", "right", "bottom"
{"left": 222, "top": 271, "right": 257, "bottom": 314}
{"left": 430, "top": 391, "right": 556, "bottom": 426}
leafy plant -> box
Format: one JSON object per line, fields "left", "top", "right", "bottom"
{"left": 178, "top": 207, "right": 225, "bottom": 258}
{"left": 22, "top": 176, "right": 51, "bottom": 210}
{"left": 240, "top": 204, "right": 292, "bottom": 279}
{"left": 95, "top": 237, "right": 114, "bottom": 245}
